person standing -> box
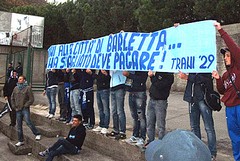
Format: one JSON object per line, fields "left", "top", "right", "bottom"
{"left": 179, "top": 72, "right": 217, "bottom": 160}
{"left": 212, "top": 21, "right": 240, "bottom": 161}
{"left": 43, "top": 69, "right": 58, "bottom": 119}
{"left": 64, "top": 68, "right": 72, "bottom": 123}
{"left": 11, "top": 75, "right": 41, "bottom": 146}
{"left": 57, "top": 69, "right": 67, "bottom": 121}
{"left": 6, "top": 63, "right": 14, "bottom": 80}
{"left": 3, "top": 70, "right": 18, "bottom": 126}
{"left": 79, "top": 69, "right": 95, "bottom": 129}
{"left": 69, "top": 69, "right": 81, "bottom": 123}
{"left": 15, "top": 62, "right": 23, "bottom": 76}
{"left": 92, "top": 70, "right": 111, "bottom": 134}
{"left": 108, "top": 70, "right": 127, "bottom": 140}
{"left": 123, "top": 71, "right": 148, "bottom": 146}
{"left": 146, "top": 71, "right": 174, "bottom": 144}
{"left": 38, "top": 114, "right": 86, "bottom": 161}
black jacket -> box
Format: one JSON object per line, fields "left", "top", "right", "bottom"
{"left": 183, "top": 73, "right": 213, "bottom": 103}
{"left": 125, "top": 71, "right": 148, "bottom": 92}
{"left": 3, "top": 77, "right": 18, "bottom": 97}
{"left": 66, "top": 123, "right": 86, "bottom": 150}
{"left": 149, "top": 72, "right": 174, "bottom": 100}
{"left": 45, "top": 71, "right": 58, "bottom": 90}
{"left": 93, "top": 70, "right": 111, "bottom": 91}
{"left": 79, "top": 69, "right": 95, "bottom": 89}
{"left": 69, "top": 71, "right": 81, "bottom": 90}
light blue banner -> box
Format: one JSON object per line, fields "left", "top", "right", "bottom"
{"left": 47, "top": 20, "right": 216, "bottom": 73}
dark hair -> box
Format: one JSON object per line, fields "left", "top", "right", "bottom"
{"left": 19, "top": 75, "right": 26, "bottom": 80}
{"left": 220, "top": 48, "right": 230, "bottom": 55}
{"left": 18, "top": 62, "right": 21, "bottom": 65}
{"left": 73, "top": 114, "right": 82, "bottom": 121}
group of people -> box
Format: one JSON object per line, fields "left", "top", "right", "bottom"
{"left": 1, "top": 21, "right": 240, "bottom": 161}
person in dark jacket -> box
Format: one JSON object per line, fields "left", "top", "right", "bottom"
{"left": 43, "top": 69, "right": 58, "bottom": 119}
{"left": 69, "top": 69, "right": 82, "bottom": 123}
{"left": 38, "top": 114, "right": 86, "bottom": 161}
{"left": 179, "top": 72, "right": 217, "bottom": 160}
{"left": 6, "top": 63, "right": 14, "bottom": 80}
{"left": 3, "top": 70, "right": 18, "bottom": 126}
{"left": 123, "top": 71, "right": 148, "bottom": 147}
{"left": 15, "top": 62, "right": 23, "bottom": 76}
{"left": 212, "top": 21, "right": 240, "bottom": 161}
{"left": 57, "top": 69, "right": 67, "bottom": 121}
{"left": 79, "top": 69, "right": 95, "bottom": 129}
{"left": 146, "top": 71, "right": 174, "bottom": 144}
{"left": 63, "top": 68, "right": 72, "bottom": 123}
{"left": 92, "top": 70, "right": 111, "bottom": 134}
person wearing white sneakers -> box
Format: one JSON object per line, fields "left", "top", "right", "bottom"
{"left": 11, "top": 75, "right": 41, "bottom": 147}
{"left": 92, "top": 70, "right": 111, "bottom": 134}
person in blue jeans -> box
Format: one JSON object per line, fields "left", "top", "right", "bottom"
{"left": 108, "top": 70, "right": 127, "bottom": 140}
{"left": 11, "top": 75, "right": 41, "bottom": 146}
{"left": 38, "top": 114, "right": 86, "bottom": 161}
{"left": 179, "top": 72, "right": 217, "bottom": 160}
{"left": 147, "top": 71, "right": 174, "bottom": 145}
{"left": 123, "top": 71, "right": 148, "bottom": 146}
{"left": 92, "top": 70, "right": 111, "bottom": 134}
{"left": 43, "top": 69, "right": 58, "bottom": 119}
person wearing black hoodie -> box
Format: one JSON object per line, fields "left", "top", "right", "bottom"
{"left": 147, "top": 71, "right": 174, "bottom": 144}
{"left": 123, "top": 71, "right": 148, "bottom": 146}
{"left": 38, "top": 114, "right": 86, "bottom": 161}
{"left": 3, "top": 70, "right": 18, "bottom": 126}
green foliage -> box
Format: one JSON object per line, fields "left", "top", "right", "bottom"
{"left": 3, "top": 0, "right": 240, "bottom": 49}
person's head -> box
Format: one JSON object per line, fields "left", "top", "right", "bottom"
{"left": 8, "top": 63, "right": 12, "bottom": 67}
{"left": 18, "top": 75, "right": 26, "bottom": 84}
{"left": 18, "top": 62, "right": 21, "bottom": 66}
{"left": 72, "top": 114, "right": 82, "bottom": 127}
{"left": 71, "top": 69, "right": 76, "bottom": 73}
{"left": 12, "top": 70, "right": 17, "bottom": 78}
{"left": 220, "top": 48, "right": 231, "bottom": 66}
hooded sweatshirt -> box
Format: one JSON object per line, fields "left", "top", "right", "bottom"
{"left": 216, "top": 28, "right": 240, "bottom": 107}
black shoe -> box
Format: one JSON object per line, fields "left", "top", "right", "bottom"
{"left": 107, "top": 131, "right": 119, "bottom": 137}
{"left": 115, "top": 133, "right": 126, "bottom": 140}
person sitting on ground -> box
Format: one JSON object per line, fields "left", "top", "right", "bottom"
{"left": 38, "top": 114, "right": 86, "bottom": 161}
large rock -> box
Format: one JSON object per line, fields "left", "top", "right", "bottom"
{"left": 145, "top": 129, "right": 211, "bottom": 161}
{"left": 36, "top": 125, "right": 61, "bottom": 138}
{"left": 8, "top": 141, "right": 32, "bottom": 155}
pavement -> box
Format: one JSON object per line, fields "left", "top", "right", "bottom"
{"left": 0, "top": 91, "right": 234, "bottom": 161}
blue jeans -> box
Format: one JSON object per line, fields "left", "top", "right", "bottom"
{"left": 111, "top": 88, "right": 126, "bottom": 133}
{"left": 129, "top": 91, "right": 147, "bottom": 140}
{"left": 97, "top": 89, "right": 110, "bottom": 128}
{"left": 70, "top": 89, "right": 82, "bottom": 117}
{"left": 189, "top": 100, "right": 217, "bottom": 157}
{"left": 16, "top": 108, "right": 40, "bottom": 142}
{"left": 147, "top": 98, "right": 167, "bottom": 143}
{"left": 46, "top": 138, "right": 79, "bottom": 161}
{"left": 225, "top": 105, "right": 240, "bottom": 161}
{"left": 46, "top": 87, "right": 57, "bottom": 115}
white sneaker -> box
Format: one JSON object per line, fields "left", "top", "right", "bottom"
{"left": 15, "top": 142, "right": 24, "bottom": 147}
{"left": 127, "top": 136, "right": 139, "bottom": 143}
{"left": 45, "top": 114, "right": 50, "bottom": 118}
{"left": 100, "top": 128, "right": 109, "bottom": 134}
{"left": 92, "top": 126, "right": 102, "bottom": 132}
{"left": 35, "top": 135, "right": 41, "bottom": 141}
{"left": 136, "top": 138, "right": 145, "bottom": 147}
{"left": 48, "top": 114, "right": 54, "bottom": 119}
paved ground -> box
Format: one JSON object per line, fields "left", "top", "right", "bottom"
{"left": 0, "top": 91, "right": 234, "bottom": 161}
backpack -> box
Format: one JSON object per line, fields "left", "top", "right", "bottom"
{"left": 203, "top": 87, "right": 222, "bottom": 111}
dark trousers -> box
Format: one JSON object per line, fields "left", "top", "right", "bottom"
{"left": 81, "top": 91, "right": 95, "bottom": 126}
{"left": 8, "top": 98, "right": 16, "bottom": 125}
{"left": 58, "top": 84, "right": 67, "bottom": 118}
{"left": 46, "top": 138, "right": 79, "bottom": 161}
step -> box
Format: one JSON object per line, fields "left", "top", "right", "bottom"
{"left": 36, "top": 125, "right": 61, "bottom": 138}
{"left": 8, "top": 141, "right": 32, "bottom": 155}
{"left": 0, "top": 103, "right": 116, "bottom": 161}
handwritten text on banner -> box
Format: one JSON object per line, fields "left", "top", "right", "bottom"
{"left": 47, "top": 20, "right": 216, "bottom": 73}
